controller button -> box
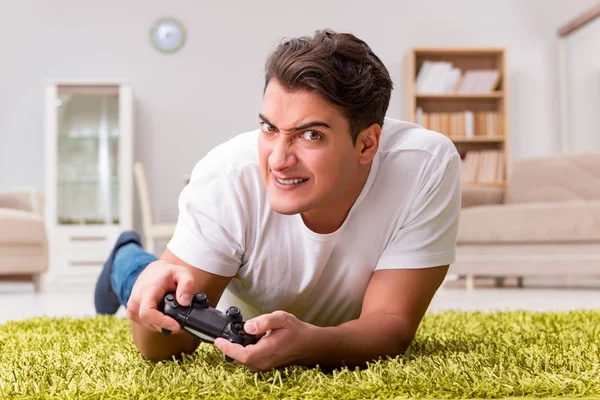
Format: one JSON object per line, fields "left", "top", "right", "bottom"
{"left": 166, "top": 294, "right": 175, "bottom": 302}
{"left": 232, "top": 322, "right": 243, "bottom": 332}
{"left": 226, "top": 306, "right": 242, "bottom": 320}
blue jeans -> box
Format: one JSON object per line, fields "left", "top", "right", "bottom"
{"left": 110, "top": 243, "right": 158, "bottom": 307}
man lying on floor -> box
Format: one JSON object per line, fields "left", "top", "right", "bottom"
{"left": 94, "top": 28, "right": 461, "bottom": 372}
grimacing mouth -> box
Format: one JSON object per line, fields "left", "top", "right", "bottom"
{"left": 275, "top": 177, "right": 309, "bottom": 185}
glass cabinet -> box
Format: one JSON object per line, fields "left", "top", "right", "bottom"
{"left": 56, "top": 86, "right": 121, "bottom": 225}
{"left": 44, "top": 82, "right": 133, "bottom": 284}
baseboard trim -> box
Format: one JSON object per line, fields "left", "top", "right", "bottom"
{"left": 0, "top": 274, "right": 34, "bottom": 282}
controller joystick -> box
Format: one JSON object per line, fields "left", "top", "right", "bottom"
{"left": 226, "top": 306, "right": 242, "bottom": 321}
{"left": 192, "top": 292, "right": 209, "bottom": 308}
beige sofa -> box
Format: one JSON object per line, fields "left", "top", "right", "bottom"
{"left": 452, "top": 152, "right": 600, "bottom": 290}
{"left": 0, "top": 188, "right": 48, "bottom": 291}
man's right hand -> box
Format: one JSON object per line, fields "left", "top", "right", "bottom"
{"left": 126, "top": 259, "right": 197, "bottom": 334}
{"left": 125, "top": 248, "right": 233, "bottom": 361}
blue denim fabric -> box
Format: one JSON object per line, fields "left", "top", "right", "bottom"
{"left": 110, "top": 243, "right": 158, "bottom": 307}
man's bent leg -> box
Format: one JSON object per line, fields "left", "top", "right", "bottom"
{"left": 111, "top": 242, "right": 158, "bottom": 307}
{"left": 95, "top": 231, "right": 145, "bottom": 314}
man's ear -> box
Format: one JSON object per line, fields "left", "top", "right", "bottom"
{"left": 355, "top": 123, "right": 381, "bottom": 165}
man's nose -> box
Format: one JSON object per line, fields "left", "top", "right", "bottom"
{"left": 269, "top": 138, "right": 297, "bottom": 171}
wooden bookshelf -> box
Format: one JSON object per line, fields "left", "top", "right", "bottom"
{"left": 416, "top": 92, "right": 504, "bottom": 99}
{"left": 405, "top": 47, "right": 509, "bottom": 187}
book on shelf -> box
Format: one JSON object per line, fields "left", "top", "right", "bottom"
{"left": 416, "top": 107, "right": 502, "bottom": 138}
{"left": 415, "top": 61, "right": 500, "bottom": 94}
{"left": 461, "top": 150, "right": 505, "bottom": 184}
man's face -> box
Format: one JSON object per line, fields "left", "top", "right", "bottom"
{"left": 258, "top": 80, "right": 361, "bottom": 216}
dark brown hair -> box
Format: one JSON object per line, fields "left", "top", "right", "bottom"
{"left": 264, "top": 29, "right": 394, "bottom": 144}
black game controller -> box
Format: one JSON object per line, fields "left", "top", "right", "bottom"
{"left": 159, "top": 292, "right": 261, "bottom": 361}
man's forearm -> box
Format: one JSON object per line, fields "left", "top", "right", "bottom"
{"left": 131, "top": 320, "right": 201, "bottom": 362}
{"left": 303, "top": 315, "right": 414, "bottom": 368}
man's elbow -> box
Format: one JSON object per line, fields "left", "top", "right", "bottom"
{"left": 138, "top": 341, "right": 205, "bottom": 362}
{"left": 132, "top": 335, "right": 199, "bottom": 363}
{"left": 395, "top": 337, "right": 413, "bottom": 356}
{"left": 387, "top": 318, "right": 417, "bottom": 357}
{"left": 382, "top": 334, "right": 413, "bottom": 359}
{"left": 139, "top": 348, "right": 178, "bottom": 362}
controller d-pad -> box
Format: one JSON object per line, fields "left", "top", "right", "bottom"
{"left": 165, "top": 293, "right": 180, "bottom": 308}
{"left": 231, "top": 322, "right": 243, "bottom": 333}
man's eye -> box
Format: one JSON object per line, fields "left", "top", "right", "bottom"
{"left": 301, "top": 131, "right": 321, "bottom": 141}
{"left": 260, "top": 122, "right": 276, "bottom": 132}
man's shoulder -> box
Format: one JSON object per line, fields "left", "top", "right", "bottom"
{"left": 379, "top": 118, "right": 458, "bottom": 172}
{"left": 189, "top": 129, "right": 261, "bottom": 183}
{"left": 205, "top": 129, "right": 261, "bottom": 168}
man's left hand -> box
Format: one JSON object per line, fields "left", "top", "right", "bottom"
{"left": 214, "top": 310, "right": 315, "bottom": 372}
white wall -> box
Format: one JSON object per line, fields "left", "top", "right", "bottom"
{"left": 1, "top": 0, "right": 598, "bottom": 227}
{"left": 563, "top": 18, "right": 600, "bottom": 153}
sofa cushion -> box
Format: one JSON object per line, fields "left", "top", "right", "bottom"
{"left": 505, "top": 152, "right": 600, "bottom": 204}
{"left": 0, "top": 188, "right": 44, "bottom": 215}
{"left": 457, "top": 201, "right": 600, "bottom": 243}
{"left": 462, "top": 185, "right": 504, "bottom": 208}
{"left": 0, "top": 209, "right": 47, "bottom": 244}
{"left": 0, "top": 244, "right": 48, "bottom": 274}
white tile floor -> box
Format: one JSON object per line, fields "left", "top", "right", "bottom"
{"left": 0, "top": 282, "right": 127, "bottom": 323}
{"left": 1, "top": 276, "right": 599, "bottom": 324}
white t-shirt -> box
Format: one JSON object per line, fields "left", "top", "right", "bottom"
{"left": 167, "top": 118, "right": 461, "bottom": 327}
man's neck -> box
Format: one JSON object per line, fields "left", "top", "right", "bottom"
{"left": 300, "top": 164, "right": 371, "bottom": 234}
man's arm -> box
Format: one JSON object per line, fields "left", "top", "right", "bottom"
{"left": 304, "top": 265, "right": 448, "bottom": 368}
{"left": 128, "top": 248, "right": 232, "bottom": 361}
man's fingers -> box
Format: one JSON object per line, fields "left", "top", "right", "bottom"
{"left": 245, "top": 311, "right": 289, "bottom": 335}
{"left": 126, "top": 296, "right": 140, "bottom": 316}
{"left": 214, "top": 338, "right": 248, "bottom": 363}
{"left": 139, "top": 294, "right": 180, "bottom": 332}
{"left": 174, "top": 268, "right": 196, "bottom": 306}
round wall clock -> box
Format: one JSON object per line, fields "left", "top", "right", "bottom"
{"left": 150, "top": 18, "right": 186, "bottom": 54}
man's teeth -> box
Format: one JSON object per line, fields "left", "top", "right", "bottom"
{"left": 276, "top": 177, "right": 308, "bottom": 185}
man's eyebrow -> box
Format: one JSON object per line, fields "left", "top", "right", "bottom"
{"left": 258, "top": 114, "right": 331, "bottom": 131}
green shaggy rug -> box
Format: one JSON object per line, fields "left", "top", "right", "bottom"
{"left": 0, "top": 310, "right": 599, "bottom": 399}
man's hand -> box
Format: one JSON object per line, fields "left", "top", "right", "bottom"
{"left": 214, "top": 311, "right": 315, "bottom": 372}
{"left": 126, "top": 259, "right": 198, "bottom": 334}
{"left": 126, "top": 248, "right": 232, "bottom": 362}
